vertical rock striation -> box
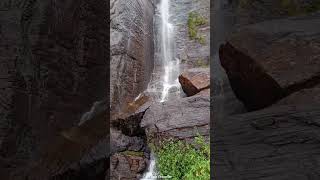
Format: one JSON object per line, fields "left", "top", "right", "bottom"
{"left": 110, "top": 0, "right": 155, "bottom": 116}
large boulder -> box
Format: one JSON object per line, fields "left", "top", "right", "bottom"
{"left": 179, "top": 68, "right": 210, "bottom": 96}
{"left": 141, "top": 94, "right": 210, "bottom": 141}
{"left": 219, "top": 12, "right": 320, "bottom": 111}
{"left": 213, "top": 103, "right": 320, "bottom": 180}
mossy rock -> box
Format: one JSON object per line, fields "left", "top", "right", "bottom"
{"left": 188, "top": 12, "right": 207, "bottom": 44}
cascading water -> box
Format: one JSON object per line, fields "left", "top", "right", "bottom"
{"left": 158, "top": 0, "right": 180, "bottom": 102}
{"left": 147, "top": 0, "right": 181, "bottom": 103}
{"left": 141, "top": 0, "right": 180, "bottom": 179}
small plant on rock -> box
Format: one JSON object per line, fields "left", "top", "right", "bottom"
{"left": 188, "top": 12, "right": 207, "bottom": 44}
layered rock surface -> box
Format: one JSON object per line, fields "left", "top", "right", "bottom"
{"left": 214, "top": 103, "right": 320, "bottom": 180}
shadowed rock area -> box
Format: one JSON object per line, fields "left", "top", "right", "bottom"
{"left": 0, "top": 0, "right": 109, "bottom": 179}
{"left": 214, "top": 11, "right": 320, "bottom": 180}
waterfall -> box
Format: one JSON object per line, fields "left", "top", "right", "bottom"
{"left": 159, "top": 0, "right": 180, "bottom": 102}
{"left": 141, "top": 0, "right": 181, "bottom": 179}
{"left": 146, "top": 0, "right": 180, "bottom": 102}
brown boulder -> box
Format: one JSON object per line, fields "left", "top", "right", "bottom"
{"left": 220, "top": 13, "right": 320, "bottom": 111}
{"left": 179, "top": 68, "right": 210, "bottom": 96}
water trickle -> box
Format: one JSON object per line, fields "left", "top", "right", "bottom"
{"left": 140, "top": 153, "right": 156, "bottom": 180}
{"left": 141, "top": 0, "right": 181, "bottom": 178}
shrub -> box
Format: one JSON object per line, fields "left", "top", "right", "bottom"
{"left": 154, "top": 135, "right": 210, "bottom": 180}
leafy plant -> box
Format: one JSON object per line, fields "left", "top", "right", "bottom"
{"left": 154, "top": 135, "right": 210, "bottom": 180}
{"left": 188, "top": 12, "right": 207, "bottom": 44}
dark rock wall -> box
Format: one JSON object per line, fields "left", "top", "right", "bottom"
{"left": 214, "top": 6, "right": 320, "bottom": 180}
{"left": 0, "top": 0, "right": 108, "bottom": 178}
{"left": 110, "top": 0, "right": 155, "bottom": 116}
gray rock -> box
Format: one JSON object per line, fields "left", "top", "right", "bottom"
{"left": 141, "top": 94, "right": 210, "bottom": 140}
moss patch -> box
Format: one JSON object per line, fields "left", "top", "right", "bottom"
{"left": 195, "top": 59, "right": 209, "bottom": 68}
{"left": 188, "top": 12, "right": 207, "bottom": 45}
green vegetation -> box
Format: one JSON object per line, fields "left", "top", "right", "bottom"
{"left": 195, "top": 59, "right": 209, "bottom": 68}
{"left": 154, "top": 135, "right": 210, "bottom": 180}
{"left": 188, "top": 12, "right": 207, "bottom": 45}
{"left": 280, "top": 0, "right": 320, "bottom": 16}
{"left": 239, "top": 0, "right": 251, "bottom": 8}
{"left": 121, "top": 150, "right": 144, "bottom": 157}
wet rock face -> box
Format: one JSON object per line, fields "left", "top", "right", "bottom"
{"left": 179, "top": 68, "right": 210, "bottom": 96}
{"left": 220, "top": 13, "right": 320, "bottom": 111}
{"left": 0, "top": 0, "right": 108, "bottom": 178}
{"left": 168, "top": 0, "right": 210, "bottom": 68}
{"left": 110, "top": 0, "right": 155, "bottom": 115}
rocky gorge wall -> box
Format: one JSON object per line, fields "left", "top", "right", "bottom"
{"left": 110, "top": 0, "right": 155, "bottom": 117}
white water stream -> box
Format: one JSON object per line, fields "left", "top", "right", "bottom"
{"left": 158, "top": 0, "right": 180, "bottom": 102}
{"left": 141, "top": 0, "right": 180, "bottom": 179}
